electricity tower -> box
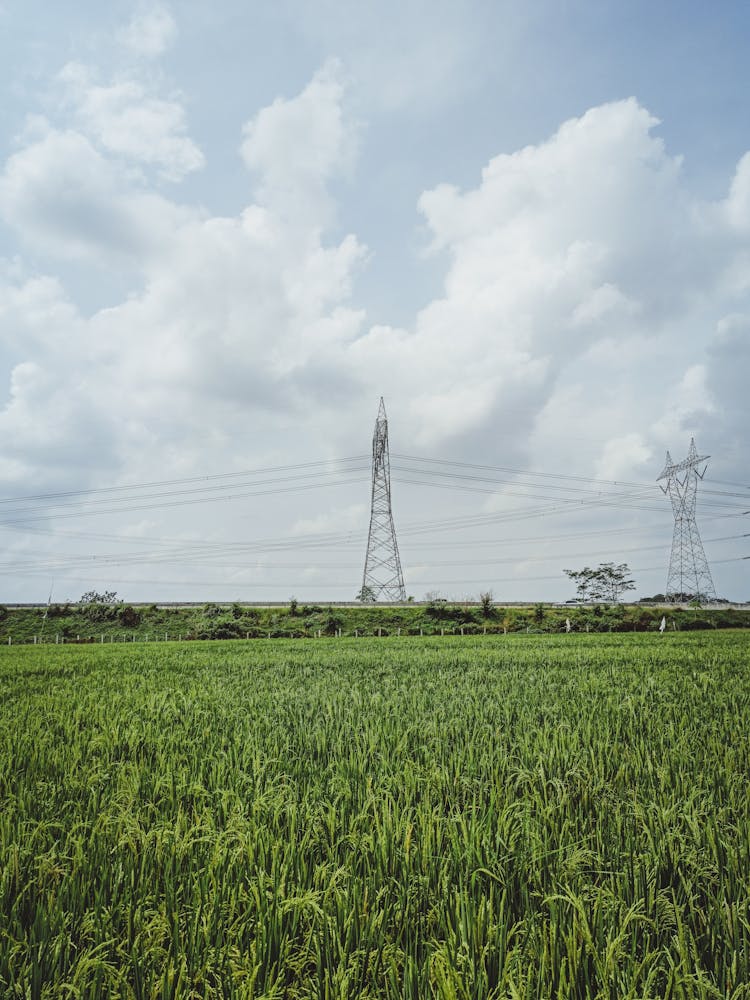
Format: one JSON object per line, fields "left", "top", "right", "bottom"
{"left": 657, "top": 438, "right": 716, "bottom": 602}
{"left": 361, "top": 398, "right": 406, "bottom": 602}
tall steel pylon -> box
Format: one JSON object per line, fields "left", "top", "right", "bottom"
{"left": 657, "top": 438, "right": 717, "bottom": 602}
{"left": 361, "top": 398, "right": 406, "bottom": 602}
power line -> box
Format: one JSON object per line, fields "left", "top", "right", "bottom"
{"left": 0, "top": 474, "right": 371, "bottom": 526}
{"left": 5, "top": 556, "right": 746, "bottom": 589}
{"left": 0, "top": 455, "right": 370, "bottom": 505}
{"left": 0, "top": 533, "right": 743, "bottom": 577}
{"left": 2, "top": 445, "right": 746, "bottom": 599}
{"left": 3, "top": 451, "right": 745, "bottom": 514}
{"left": 393, "top": 453, "right": 750, "bottom": 497}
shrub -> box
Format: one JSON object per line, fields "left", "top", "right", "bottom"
{"left": 679, "top": 617, "right": 714, "bottom": 631}
{"left": 80, "top": 602, "right": 119, "bottom": 623}
{"left": 117, "top": 605, "right": 141, "bottom": 627}
{"left": 324, "top": 609, "right": 342, "bottom": 635}
{"left": 46, "top": 604, "right": 71, "bottom": 618}
{"left": 196, "top": 619, "right": 248, "bottom": 640}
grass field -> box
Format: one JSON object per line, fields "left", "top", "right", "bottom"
{"left": 1, "top": 633, "right": 749, "bottom": 998}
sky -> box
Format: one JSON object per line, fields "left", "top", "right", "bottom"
{"left": 0, "top": 0, "right": 748, "bottom": 605}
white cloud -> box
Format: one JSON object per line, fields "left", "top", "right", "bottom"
{"left": 326, "top": 100, "right": 699, "bottom": 458}
{"left": 700, "top": 314, "right": 750, "bottom": 470}
{"left": 240, "top": 61, "right": 357, "bottom": 229}
{"left": 4, "top": 89, "right": 748, "bottom": 480}
{"left": 0, "top": 270, "right": 80, "bottom": 351}
{"left": 118, "top": 4, "right": 177, "bottom": 58}
{"left": 2, "top": 64, "right": 750, "bottom": 599}
{"left": 595, "top": 434, "right": 653, "bottom": 481}
{"left": 58, "top": 62, "right": 204, "bottom": 181}
{"left": 0, "top": 124, "right": 195, "bottom": 263}
{"left": 725, "top": 153, "right": 750, "bottom": 232}
{"left": 0, "top": 65, "right": 367, "bottom": 498}
{"left": 291, "top": 502, "right": 367, "bottom": 536}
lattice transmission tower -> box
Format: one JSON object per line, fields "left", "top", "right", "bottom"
{"left": 657, "top": 438, "right": 716, "bottom": 602}
{"left": 361, "top": 398, "right": 406, "bottom": 602}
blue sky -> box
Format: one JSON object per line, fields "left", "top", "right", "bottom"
{"left": 0, "top": 1, "right": 748, "bottom": 603}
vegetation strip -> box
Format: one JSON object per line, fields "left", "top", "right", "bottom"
{"left": 2, "top": 597, "right": 749, "bottom": 645}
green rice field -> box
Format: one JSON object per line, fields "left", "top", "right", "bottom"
{"left": 1, "top": 632, "right": 749, "bottom": 998}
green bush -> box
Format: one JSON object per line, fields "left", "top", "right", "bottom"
{"left": 195, "top": 620, "right": 241, "bottom": 640}
{"left": 679, "top": 617, "right": 715, "bottom": 631}
{"left": 324, "top": 609, "right": 343, "bottom": 635}
{"left": 117, "top": 605, "right": 141, "bottom": 627}
{"left": 80, "top": 603, "right": 119, "bottom": 623}
{"left": 46, "top": 604, "right": 71, "bottom": 618}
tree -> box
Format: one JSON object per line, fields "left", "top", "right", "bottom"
{"left": 479, "top": 591, "right": 495, "bottom": 618}
{"left": 564, "top": 563, "right": 635, "bottom": 603}
{"left": 79, "top": 590, "right": 119, "bottom": 605}
{"left": 593, "top": 563, "right": 636, "bottom": 603}
{"left": 356, "top": 585, "right": 376, "bottom": 603}
{"left": 563, "top": 567, "right": 599, "bottom": 602}
{"left": 78, "top": 590, "right": 122, "bottom": 623}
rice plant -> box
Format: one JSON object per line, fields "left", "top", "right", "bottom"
{"left": 0, "top": 632, "right": 748, "bottom": 998}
